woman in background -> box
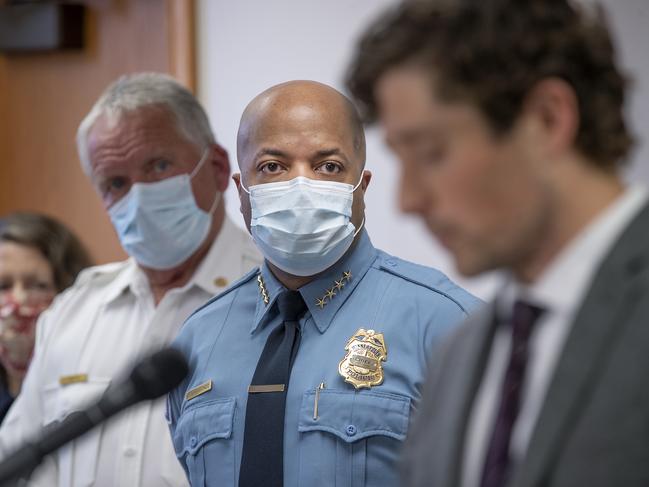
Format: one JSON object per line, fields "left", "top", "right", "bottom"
{"left": 0, "top": 213, "right": 92, "bottom": 421}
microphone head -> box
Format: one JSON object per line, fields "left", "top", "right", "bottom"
{"left": 129, "top": 347, "right": 189, "bottom": 400}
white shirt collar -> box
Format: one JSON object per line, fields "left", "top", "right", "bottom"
{"left": 191, "top": 215, "right": 250, "bottom": 295}
{"left": 103, "top": 215, "right": 248, "bottom": 304}
{"left": 500, "top": 184, "right": 648, "bottom": 316}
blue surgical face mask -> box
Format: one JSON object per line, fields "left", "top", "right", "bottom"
{"left": 109, "top": 150, "right": 220, "bottom": 270}
{"left": 241, "top": 175, "right": 365, "bottom": 277}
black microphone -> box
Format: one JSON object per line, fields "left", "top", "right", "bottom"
{"left": 0, "top": 347, "right": 188, "bottom": 485}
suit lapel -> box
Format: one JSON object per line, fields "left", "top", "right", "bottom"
{"left": 438, "top": 304, "right": 500, "bottom": 487}
{"left": 510, "top": 202, "right": 649, "bottom": 487}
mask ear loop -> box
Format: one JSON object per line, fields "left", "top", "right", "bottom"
{"left": 240, "top": 178, "right": 251, "bottom": 195}
{"left": 190, "top": 149, "right": 210, "bottom": 179}
{"left": 352, "top": 170, "right": 365, "bottom": 238}
{"left": 206, "top": 190, "right": 221, "bottom": 215}
{"left": 191, "top": 148, "right": 221, "bottom": 215}
{"left": 351, "top": 171, "right": 365, "bottom": 192}
{"left": 353, "top": 217, "right": 365, "bottom": 238}
{"left": 351, "top": 171, "right": 366, "bottom": 237}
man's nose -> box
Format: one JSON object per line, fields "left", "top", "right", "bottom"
{"left": 291, "top": 161, "right": 313, "bottom": 178}
{"left": 289, "top": 163, "right": 313, "bottom": 179}
{"left": 399, "top": 172, "right": 429, "bottom": 215}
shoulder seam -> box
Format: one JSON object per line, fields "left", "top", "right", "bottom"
{"left": 377, "top": 264, "right": 470, "bottom": 315}
{"left": 187, "top": 267, "right": 259, "bottom": 320}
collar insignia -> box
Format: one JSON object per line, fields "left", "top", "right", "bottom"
{"left": 314, "top": 270, "right": 352, "bottom": 310}
{"left": 257, "top": 274, "right": 270, "bottom": 305}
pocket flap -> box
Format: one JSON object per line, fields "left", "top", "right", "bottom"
{"left": 173, "top": 397, "right": 236, "bottom": 456}
{"left": 298, "top": 389, "right": 410, "bottom": 443}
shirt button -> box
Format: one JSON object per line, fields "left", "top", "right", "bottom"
{"left": 346, "top": 425, "right": 357, "bottom": 436}
{"left": 124, "top": 447, "right": 136, "bottom": 457}
{"left": 190, "top": 436, "right": 198, "bottom": 447}
{"left": 385, "top": 259, "right": 397, "bottom": 267}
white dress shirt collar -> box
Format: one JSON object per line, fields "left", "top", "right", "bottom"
{"left": 462, "top": 185, "right": 648, "bottom": 487}
{"left": 501, "top": 184, "right": 648, "bottom": 315}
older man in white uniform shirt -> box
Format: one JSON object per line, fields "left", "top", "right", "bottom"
{"left": 0, "top": 73, "right": 261, "bottom": 486}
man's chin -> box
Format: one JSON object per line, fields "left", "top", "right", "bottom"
{"left": 453, "top": 252, "right": 496, "bottom": 278}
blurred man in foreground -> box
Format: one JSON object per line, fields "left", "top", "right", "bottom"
{"left": 348, "top": 1, "right": 649, "bottom": 486}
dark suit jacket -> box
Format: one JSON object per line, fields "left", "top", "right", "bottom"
{"left": 402, "top": 202, "right": 649, "bottom": 487}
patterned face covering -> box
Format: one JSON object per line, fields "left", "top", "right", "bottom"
{"left": 0, "top": 296, "right": 50, "bottom": 374}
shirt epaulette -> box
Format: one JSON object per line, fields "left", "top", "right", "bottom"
{"left": 375, "top": 251, "right": 482, "bottom": 314}
{"left": 186, "top": 266, "right": 261, "bottom": 319}
{"left": 73, "top": 260, "right": 130, "bottom": 288}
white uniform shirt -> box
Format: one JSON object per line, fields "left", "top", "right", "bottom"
{"left": 461, "top": 185, "right": 649, "bottom": 487}
{"left": 0, "top": 216, "right": 261, "bottom": 487}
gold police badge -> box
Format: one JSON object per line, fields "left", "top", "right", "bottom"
{"left": 338, "top": 328, "right": 387, "bottom": 389}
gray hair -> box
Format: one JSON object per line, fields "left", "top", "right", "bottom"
{"left": 76, "top": 72, "right": 216, "bottom": 176}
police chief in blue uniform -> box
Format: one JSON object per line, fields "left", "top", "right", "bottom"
{"left": 167, "top": 80, "right": 480, "bottom": 487}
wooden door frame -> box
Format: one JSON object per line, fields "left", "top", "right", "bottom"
{"left": 168, "top": 0, "right": 195, "bottom": 91}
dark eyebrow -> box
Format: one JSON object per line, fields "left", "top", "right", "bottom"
{"left": 386, "top": 128, "right": 433, "bottom": 149}
{"left": 312, "top": 148, "right": 349, "bottom": 161}
{"left": 254, "top": 148, "right": 289, "bottom": 160}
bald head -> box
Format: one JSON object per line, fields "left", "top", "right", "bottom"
{"left": 237, "top": 80, "right": 366, "bottom": 171}
{"left": 233, "top": 80, "right": 372, "bottom": 256}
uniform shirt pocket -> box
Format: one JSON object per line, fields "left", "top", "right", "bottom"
{"left": 173, "top": 397, "right": 236, "bottom": 487}
{"left": 297, "top": 389, "right": 410, "bottom": 487}
{"left": 42, "top": 377, "right": 111, "bottom": 487}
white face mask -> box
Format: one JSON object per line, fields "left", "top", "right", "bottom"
{"left": 109, "top": 150, "right": 220, "bottom": 270}
{"left": 241, "top": 175, "right": 365, "bottom": 277}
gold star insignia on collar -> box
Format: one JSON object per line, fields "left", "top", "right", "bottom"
{"left": 316, "top": 270, "right": 354, "bottom": 310}
{"left": 257, "top": 274, "right": 270, "bottom": 305}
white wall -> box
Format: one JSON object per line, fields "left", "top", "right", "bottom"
{"left": 600, "top": 0, "right": 649, "bottom": 183}
{"left": 196, "top": 0, "right": 649, "bottom": 300}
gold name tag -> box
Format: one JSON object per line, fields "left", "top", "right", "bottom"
{"left": 185, "top": 380, "right": 213, "bottom": 401}
{"left": 59, "top": 374, "right": 88, "bottom": 386}
{"left": 349, "top": 355, "right": 379, "bottom": 372}
{"left": 248, "top": 384, "right": 285, "bottom": 393}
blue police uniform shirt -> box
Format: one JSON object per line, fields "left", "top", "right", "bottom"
{"left": 168, "top": 230, "right": 481, "bottom": 486}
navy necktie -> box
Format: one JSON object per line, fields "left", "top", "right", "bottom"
{"left": 239, "top": 290, "right": 307, "bottom": 487}
{"left": 480, "top": 300, "right": 544, "bottom": 487}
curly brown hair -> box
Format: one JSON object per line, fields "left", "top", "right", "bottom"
{"left": 346, "top": 0, "right": 633, "bottom": 169}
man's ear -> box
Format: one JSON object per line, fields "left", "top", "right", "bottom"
{"left": 520, "top": 77, "right": 579, "bottom": 156}
{"left": 209, "top": 143, "right": 231, "bottom": 192}
{"left": 232, "top": 173, "right": 247, "bottom": 214}
{"left": 361, "top": 169, "right": 372, "bottom": 192}
{"left": 232, "top": 173, "right": 242, "bottom": 191}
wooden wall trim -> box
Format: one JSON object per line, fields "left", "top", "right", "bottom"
{"left": 0, "top": 56, "right": 9, "bottom": 210}
{"left": 0, "top": 0, "right": 190, "bottom": 263}
{"left": 167, "top": 0, "right": 196, "bottom": 92}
